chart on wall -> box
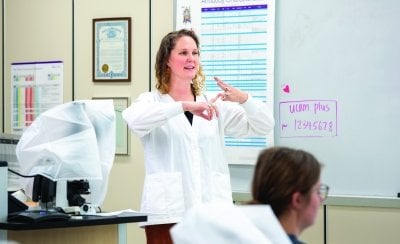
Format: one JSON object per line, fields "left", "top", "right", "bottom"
{"left": 11, "top": 61, "right": 63, "bottom": 134}
{"left": 175, "top": 0, "right": 275, "bottom": 164}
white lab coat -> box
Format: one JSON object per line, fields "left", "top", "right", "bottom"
{"left": 122, "top": 90, "right": 274, "bottom": 226}
{"left": 171, "top": 203, "right": 292, "bottom": 244}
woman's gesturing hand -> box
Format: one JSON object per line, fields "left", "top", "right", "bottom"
{"left": 182, "top": 101, "right": 217, "bottom": 121}
{"left": 214, "top": 76, "right": 248, "bottom": 104}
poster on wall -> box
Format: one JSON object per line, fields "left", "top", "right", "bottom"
{"left": 175, "top": 0, "right": 275, "bottom": 164}
{"left": 11, "top": 61, "right": 63, "bottom": 134}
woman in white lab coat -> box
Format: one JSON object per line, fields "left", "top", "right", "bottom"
{"left": 122, "top": 29, "right": 274, "bottom": 244}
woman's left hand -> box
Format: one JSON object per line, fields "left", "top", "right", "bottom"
{"left": 214, "top": 77, "right": 248, "bottom": 104}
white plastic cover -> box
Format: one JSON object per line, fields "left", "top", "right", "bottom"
{"left": 16, "top": 100, "right": 115, "bottom": 206}
{"left": 171, "top": 203, "right": 292, "bottom": 244}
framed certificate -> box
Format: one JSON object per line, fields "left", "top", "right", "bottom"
{"left": 92, "top": 97, "right": 130, "bottom": 155}
{"left": 93, "top": 17, "right": 131, "bottom": 81}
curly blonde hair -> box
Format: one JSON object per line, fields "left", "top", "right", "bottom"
{"left": 155, "top": 29, "right": 205, "bottom": 96}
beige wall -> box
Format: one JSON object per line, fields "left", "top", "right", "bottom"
{"left": 73, "top": 1, "right": 151, "bottom": 243}
{"left": 150, "top": 0, "right": 174, "bottom": 89}
{"left": 3, "top": 1, "right": 400, "bottom": 244}
{"left": 301, "top": 205, "right": 400, "bottom": 244}
{"left": 3, "top": 0, "right": 154, "bottom": 243}
{"left": 4, "top": 0, "right": 73, "bottom": 132}
{"left": 327, "top": 206, "right": 400, "bottom": 244}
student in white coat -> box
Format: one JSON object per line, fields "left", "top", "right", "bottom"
{"left": 122, "top": 29, "right": 275, "bottom": 244}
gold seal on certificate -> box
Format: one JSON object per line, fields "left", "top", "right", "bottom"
{"left": 101, "top": 64, "right": 109, "bottom": 73}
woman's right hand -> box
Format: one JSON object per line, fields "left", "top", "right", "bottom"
{"left": 182, "top": 101, "right": 217, "bottom": 121}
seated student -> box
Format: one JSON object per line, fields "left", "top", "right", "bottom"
{"left": 248, "top": 146, "right": 328, "bottom": 243}
{"left": 170, "top": 146, "right": 328, "bottom": 244}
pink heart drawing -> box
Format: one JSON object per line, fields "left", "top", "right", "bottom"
{"left": 283, "top": 85, "right": 290, "bottom": 93}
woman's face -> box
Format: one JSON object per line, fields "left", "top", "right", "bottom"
{"left": 298, "top": 180, "right": 323, "bottom": 231}
{"left": 167, "top": 35, "right": 199, "bottom": 83}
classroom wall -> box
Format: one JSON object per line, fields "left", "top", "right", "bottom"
{"left": 75, "top": 1, "right": 151, "bottom": 243}
{"left": 3, "top": 0, "right": 150, "bottom": 243}
{"left": 4, "top": 0, "right": 73, "bottom": 131}
{"left": 3, "top": 1, "right": 400, "bottom": 244}
{"left": 327, "top": 206, "right": 400, "bottom": 244}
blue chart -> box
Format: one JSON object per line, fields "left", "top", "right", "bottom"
{"left": 201, "top": 4, "right": 269, "bottom": 99}
{"left": 175, "top": 1, "right": 275, "bottom": 164}
{"left": 200, "top": 4, "right": 274, "bottom": 163}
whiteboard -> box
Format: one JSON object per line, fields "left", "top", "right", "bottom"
{"left": 231, "top": 0, "right": 400, "bottom": 198}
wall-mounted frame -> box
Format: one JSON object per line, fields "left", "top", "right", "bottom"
{"left": 93, "top": 17, "right": 131, "bottom": 82}
{"left": 93, "top": 97, "right": 130, "bottom": 155}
